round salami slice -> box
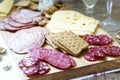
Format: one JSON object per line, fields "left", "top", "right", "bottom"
{"left": 8, "top": 27, "right": 48, "bottom": 53}
{"left": 21, "top": 65, "right": 39, "bottom": 76}
{"left": 89, "top": 47, "right": 105, "bottom": 58}
{"left": 10, "top": 9, "right": 41, "bottom": 23}
{"left": 104, "top": 46, "right": 120, "bottom": 56}
{"left": 21, "top": 57, "right": 39, "bottom": 67}
{"left": 84, "top": 52, "right": 97, "bottom": 61}
{"left": 38, "top": 61, "right": 50, "bottom": 75}
{"left": 84, "top": 34, "right": 113, "bottom": 45}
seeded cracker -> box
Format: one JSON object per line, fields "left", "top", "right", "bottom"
{"left": 58, "top": 31, "right": 88, "bottom": 56}
{"left": 46, "top": 33, "right": 70, "bottom": 54}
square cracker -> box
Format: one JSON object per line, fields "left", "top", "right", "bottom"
{"left": 45, "top": 33, "right": 71, "bottom": 54}
{"left": 58, "top": 31, "right": 88, "bottom": 56}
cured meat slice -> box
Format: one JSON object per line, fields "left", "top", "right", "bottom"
{"left": 29, "top": 47, "right": 46, "bottom": 60}
{"left": 20, "top": 65, "right": 39, "bottom": 76}
{"left": 8, "top": 27, "right": 48, "bottom": 53}
{"left": 0, "top": 21, "right": 6, "bottom": 30}
{"left": 84, "top": 52, "right": 97, "bottom": 61}
{"left": 1, "top": 17, "right": 36, "bottom": 31}
{"left": 84, "top": 46, "right": 120, "bottom": 61}
{"left": 18, "top": 57, "right": 50, "bottom": 76}
{"left": 89, "top": 47, "right": 105, "bottom": 57}
{"left": 8, "top": 18, "right": 36, "bottom": 28}
{"left": 38, "top": 61, "right": 50, "bottom": 75}
{"left": 84, "top": 34, "right": 113, "bottom": 45}
{"left": 104, "top": 46, "right": 120, "bottom": 56}
{"left": 28, "top": 48, "right": 76, "bottom": 69}
{"left": 10, "top": 9, "right": 42, "bottom": 23}
{"left": 21, "top": 57, "right": 39, "bottom": 67}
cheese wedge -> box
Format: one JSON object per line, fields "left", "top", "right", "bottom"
{"left": 46, "top": 10, "right": 99, "bottom": 36}
{"left": 0, "top": 0, "right": 14, "bottom": 14}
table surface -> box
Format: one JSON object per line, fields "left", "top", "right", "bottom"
{"left": 62, "top": 0, "right": 120, "bottom": 21}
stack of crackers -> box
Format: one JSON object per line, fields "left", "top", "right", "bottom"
{"left": 46, "top": 31, "right": 88, "bottom": 56}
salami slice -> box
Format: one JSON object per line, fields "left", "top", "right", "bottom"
{"left": 21, "top": 57, "right": 39, "bottom": 67}
{"left": 8, "top": 27, "right": 48, "bottom": 53}
{"left": 19, "top": 57, "right": 50, "bottom": 76}
{"left": 10, "top": 9, "right": 41, "bottom": 23}
{"left": 84, "top": 52, "right": 97, "bottom": 61}
{"left": 84, "top": 46, "right": 120, "bottom": 61}
{"left": 104, "top": 46, "right": 120, "bottom": 56}
{"left": 38, "top": 61, "right": 50, "bottom": 75}
{"left": 84, "top": 34, "right": 113, "bottom": 45}
{"left": 89, "top": 47, "right": 105, "bottom": 57}
{"left": 28, "top": 48, "right": 76, "bottom": 69}
{"left": 20, "top": 65, "right": 39, "bottom": 76}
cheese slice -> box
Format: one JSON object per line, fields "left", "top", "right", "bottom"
{"left": 46, "top": 10, "right": 99, "bottom": 36}
{"left": 0, "top": 0, "right": 14, "bottom": 14}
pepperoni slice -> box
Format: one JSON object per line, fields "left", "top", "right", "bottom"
{"left": 38, "top": 61, "right": 50, "bottom": 75}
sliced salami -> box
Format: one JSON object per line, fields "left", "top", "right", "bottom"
{"left": 38, "top": 61, "right": 50, "bottom": 75}
{"left": 18, "top": 57, "right": 50, "bottom": 76}
{"left": 104, "top": 46, "right": 120, "bottom": 56}
{"left": 20, "top": 65, "right": 39, "bottom": 76}
{"left": 21, "top": 57, "right": 39, "bottom": 67}
{"left": 8, "top": 27, "right": 48, "bottom": 53}
{"left": 28, "top": 48, "right": 76, "bottom": 69}
{"left": 89, "top": 47, "right": 105, "bottom": 58}
{"left": 84, "top": 52, "right": 97, "bottom": 61}
{"left": 84, "top": 46, "right": 120, "bottom": 61}
{"left": 84, "top": 34, "right": 113, "bottom": 45}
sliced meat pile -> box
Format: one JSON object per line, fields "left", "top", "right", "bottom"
{"left": 84, "top": 46, "right": 120, "bottom": 61}
{"left": 19, "top": 56, "right": 50, "bottom": 76}
{"left": 8, "top": 27, "right": 48, "bottom": 54}
{"left": 0, "top": 9, "right": 42, "bottom": 31}
{"left": 84, "top": 34, "right": 113, "bottom": 45}
{"left": 28, "top": 47, "right": 76, "bottom": 69}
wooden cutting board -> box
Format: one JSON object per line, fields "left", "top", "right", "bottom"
{"left": 0, "top": 27, "right": 120, "bottom": 80}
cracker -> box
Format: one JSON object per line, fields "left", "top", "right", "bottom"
{"left": 14, "top": 0, "right": 31, "bottom": 7}
{"left": 46, "top": 33, "right": 70, "bottom": 54}
{"left": 58, "top": 31, "right": 88, "bottom": 56}
{"left": 31, "top": 0, "right": 39, "bottom": 3}
{"left": 28, "top": 2, "right": 38, "bottom": 10}
{"left": 45, "top": 33, "right": 59, "bottom": 48}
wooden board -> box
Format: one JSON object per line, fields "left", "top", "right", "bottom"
{"left": 0, "top": 27, "right": 120, "bottom": 80}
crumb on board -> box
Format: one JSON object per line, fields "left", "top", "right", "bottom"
{"left": 0, "top": 47, "right": 7, "bottom": 55}
{"left": 3, "top": 64, "right": 11, "bottom": 71}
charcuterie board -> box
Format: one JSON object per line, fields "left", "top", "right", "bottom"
{"left": 0, "top": 27, "right": 120, "bottom": 80}
{"left": 0, "top": 0, "right": 120, "bottom": 80}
